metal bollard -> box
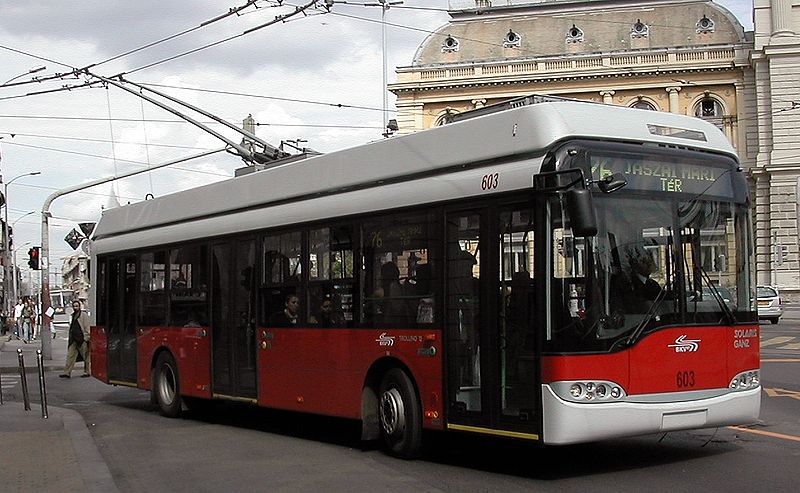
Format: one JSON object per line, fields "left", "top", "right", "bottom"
{"left": 17, "top": 349, "right": 31, "bottom": 411}
{"left": 37, "top": 350, "right": 49, "bottom": 419}
{"left": 0, "top": 350, "right": 4, "bottom": 405}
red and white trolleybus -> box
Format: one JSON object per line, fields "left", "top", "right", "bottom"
{"left": 89, "top": 96, "right": 760, "bottom": 457}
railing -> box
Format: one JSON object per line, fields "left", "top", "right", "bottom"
{"left": 448, "top": 0, "right": 554, "bottom": 11}
{"left": 401, "top": 48, "right": 736, "bottom": 82}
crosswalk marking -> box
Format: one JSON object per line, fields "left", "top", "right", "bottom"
{"left": 761, "top": 336, "right": 794, "bottom": 347}
{"left": 1, "top": 375, "right": 21, "bottom": 390}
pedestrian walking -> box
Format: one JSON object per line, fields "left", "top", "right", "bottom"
{"left": 11, "top": 299, "right": 24, "bottom": 341}
{"left": 59, "top": 300, "right": 91, "bottom": 378}
{"left": 20, "top": 298, "right": 35, "bottom": 343}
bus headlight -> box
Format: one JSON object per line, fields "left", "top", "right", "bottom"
{"left": 552, "top": 381, "right": 627, "bottom": 403}
{"left": 729, "top": 370, "right": 760, "bottom": 391}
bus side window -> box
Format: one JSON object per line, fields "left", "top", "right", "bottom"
{"left": 260, "top": 232, "right": 303, "bottom": 327}
{"left": 308, "top": 225, "right": 354, "bottom": 328}
{"left": 139, "top": 251, "right": 167, "bottom": 326}
{"left": 361, "top": 213, "right": 439, "bottom": 328}
{"left": 168, "top": 245, "right": 208, "bottom": 327}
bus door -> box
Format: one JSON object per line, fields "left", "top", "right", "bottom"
{"left": 445, "top": 205, "right": 541, "bottom": 438}
{"left": 211, "top": 238, "right": 257, "bottom": 399}
{"left": 107, "top": 256, "right": 138, "bottom": 384}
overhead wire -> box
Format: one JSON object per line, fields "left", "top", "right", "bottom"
{"left": 0, "top": 131, "right": 218, "bottom": 151}
{"left": 122, "top": 0, "right": 325, "bottom": 76}
{"left": 0, "top": 114, "right": 381, "bottom": 129}
{"left": 0, "top": 141, "right": 233, "bottom": 178}
{"left": 138, "top": 82, "right": 389, "bottom": 113}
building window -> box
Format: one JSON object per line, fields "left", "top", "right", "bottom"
{"left": 435, "top": 109, "right": 458, "bottom": 126}
{"left": 631, "top": 19, "right": 649, "bottom": 39}
{"left": 694, "top": 97, "right": 723, "bottom": 118}
{"left": 442, "top": 35, "right": 460, "bottom": 53}
{"left": 696, "top": 15, "right": 715, "bottom": 34}
{"left": 566, "top": 24, "right": 584, "bottom": 44}
{"left": 503, "top": 29, "right": 521, "bottom": 48}
{"left": 631, "top": 99, "right": 657, "bottom": 111}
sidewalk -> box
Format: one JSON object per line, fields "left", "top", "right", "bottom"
{"left": 0, "top": 329, "right": 118, "bottom": 492}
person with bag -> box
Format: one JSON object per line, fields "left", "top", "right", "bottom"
{"left": 59, "top": 300, "right": 91, "bottom": 378}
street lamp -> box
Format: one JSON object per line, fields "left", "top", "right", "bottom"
{"left": 2, "top": 66, "right": 46, "bottom": 86}
{"left": 3, "top": 172, "right": 42, "bottom": 313}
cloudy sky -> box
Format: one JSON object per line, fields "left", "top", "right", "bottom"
{"left": 0, "top": 0, "right": 754, "bottom": 274}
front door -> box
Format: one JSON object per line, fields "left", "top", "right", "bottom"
{"left": 445, "top": 204, "right": 541, "bottom": 437}
{"left": 211, "top": 239, "right": 257, "bottom": 399}
{"left": 107, "top": 256, "right": 138, "bottom": 383}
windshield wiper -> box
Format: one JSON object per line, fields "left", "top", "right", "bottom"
{"left": 697, "top": 265, "right": 737, "bottom": 325}
{"left": 623, "top": 283, "right": 669, "bottom": 348}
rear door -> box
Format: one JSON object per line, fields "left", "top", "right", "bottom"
{"left": 107, "top": 256, "right": 137, "bottom": 384}
{"left": 211, "top": 238, "right": 258, "bottom": 399}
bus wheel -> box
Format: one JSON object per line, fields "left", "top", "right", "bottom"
{"left": 378, "top": 368, "right": 421, "bottom": 458}
{"left": 154, "top": 352, "right": 182, "bottom": 418}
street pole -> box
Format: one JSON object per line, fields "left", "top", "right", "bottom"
{"left": 41, "top": 209, "right": 51, "bottom": 359}
{"left": 38, "top": 147, "right": 226, "bottom": 360}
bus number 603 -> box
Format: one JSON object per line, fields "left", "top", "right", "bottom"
{"left": 482, "top": 173, "right": 499, "bottom": 190}
{"left": 677, "top": 370, "right": 696, "bottom": 388}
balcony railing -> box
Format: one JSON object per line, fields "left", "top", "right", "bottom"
{"left": 405, "top": 48, "right": 736, "bottom": 82}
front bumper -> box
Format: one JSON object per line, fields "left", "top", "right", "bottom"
{"left": 541, "top": 384, "right": 761, "bottom": 444}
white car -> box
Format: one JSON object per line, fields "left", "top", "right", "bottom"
{"left": 757, "top": 286, "right": 782, "bottom": 324}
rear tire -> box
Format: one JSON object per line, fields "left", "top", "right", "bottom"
{"left": 770, "top": 317, "right": 780, "bottom": 324}
{"left": 153, "top": 352, "right": 182, "bottom": 418}
{"left": 378, "top": 368, "right": 422, "bottom": 459}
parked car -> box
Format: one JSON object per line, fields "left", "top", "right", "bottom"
{"left": 757, "top": 285, "right": 782, "bottom": 324}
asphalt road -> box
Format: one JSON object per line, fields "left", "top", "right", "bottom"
{"left": 5, "top": 318, "right": 800, "bottom": 493}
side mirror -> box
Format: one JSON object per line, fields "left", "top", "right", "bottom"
{"left": 566, "top": 188, "right": 598, "bottom": 237}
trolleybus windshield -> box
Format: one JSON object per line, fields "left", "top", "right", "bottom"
{"left": 546, "top": 143, "right": 756, "bottom": 354}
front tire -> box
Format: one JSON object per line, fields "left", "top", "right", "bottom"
{"left": 154, "top": 352, "right": 182, "bottom": 417}
{"left": 378, "top": 368, "right": 422, "bottom": 459}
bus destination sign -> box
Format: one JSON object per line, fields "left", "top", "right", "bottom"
{"left": 591, "top": 156, "right": 734, "bottom": 198}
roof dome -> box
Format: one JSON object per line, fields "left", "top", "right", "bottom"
{"left": 413, "top": 0, "right": 746, "bottom": 65}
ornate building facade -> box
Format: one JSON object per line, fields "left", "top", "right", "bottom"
{"left": 389, "top": 0, "right": 800, "bottom": 297}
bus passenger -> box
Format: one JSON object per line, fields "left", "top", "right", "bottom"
{"left": 309, "top": 296, "right": 342, "bottom": 328}
{"left": 269, "top": 293, "right": 300, "bottom": 327}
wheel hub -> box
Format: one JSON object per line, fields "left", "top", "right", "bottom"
{"left": 158, "top": 365, "right": 176, "bottom": 405}
{"left": 380, "top": 387, "right": 405, "bottom": 437}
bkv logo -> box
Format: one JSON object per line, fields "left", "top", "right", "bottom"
{"left": 376, "top": 332, "right": 395, "bottom": 347}
{"left": 668, "top": 335, "right": 701, "bottom": 353}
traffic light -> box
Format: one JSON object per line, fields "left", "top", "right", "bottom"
{"left": 27, "top": 246, "right": 40, "bottom": 270}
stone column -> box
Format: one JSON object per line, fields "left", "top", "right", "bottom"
{"left": 599, "top": 90, "right": 615, "bottom": 104}
{"left": 666, "top": 86, "right": 682, "bottom": 113}
{"left": 771, "top": 0, "right": 796, "bottom": 36}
